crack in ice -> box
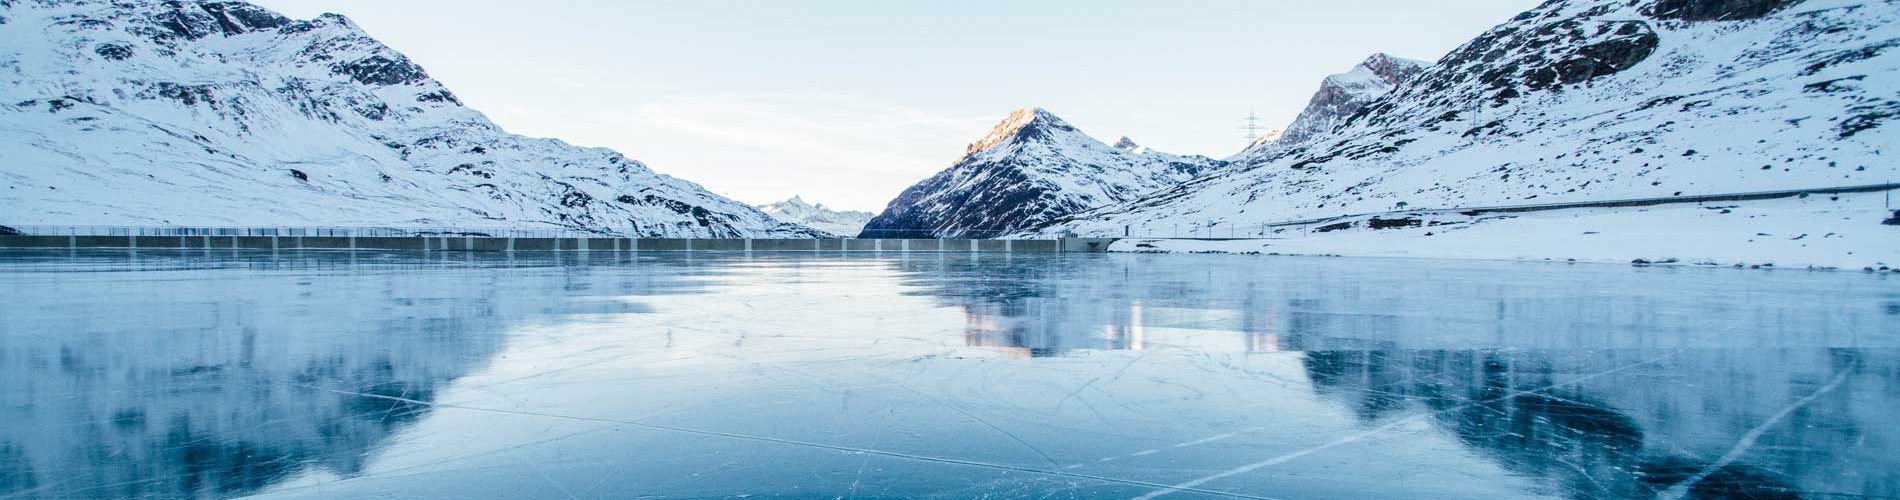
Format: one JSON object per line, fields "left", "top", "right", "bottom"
{"left": 1656, "top": 365, "right": 1855, "bottom": 500}
{"left": 1132, "top": 352, "right": 1676, "bottom": 499}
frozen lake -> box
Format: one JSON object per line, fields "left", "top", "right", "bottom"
{"left": 0, "top": 250, "right": 1896, "bottom": 499}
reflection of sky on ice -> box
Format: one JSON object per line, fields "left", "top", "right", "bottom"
{"left": 0, "top": 250, "right": 1894, "bottom": 499}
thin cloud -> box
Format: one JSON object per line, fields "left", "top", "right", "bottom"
{"left": 591, "top": 92, "right": 1004, "bottom": 210}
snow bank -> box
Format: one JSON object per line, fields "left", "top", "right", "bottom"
{"left": 1115, "top": 192, "right": 1900, "bottom": 271}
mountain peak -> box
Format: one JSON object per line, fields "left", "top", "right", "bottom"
{"left": 1359, "top": 53, "right": 1420, "bottom": 73}
{"left": 866, "top": 105, "right": 1227, "bottom": 238}
{"left": 963, "top": 107, "right": 1078, "bottom": 156}
{"left": 1234, "top": 52, "right": 1430, "bottom": 152}
{"left": 1324, "top": 53, "right": 1429, "bottom": 91}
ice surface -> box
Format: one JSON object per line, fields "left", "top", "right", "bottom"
{"left": 0, "top": 250, "right": 1895, "bottom": 499}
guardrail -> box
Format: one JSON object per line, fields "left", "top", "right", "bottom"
{"left": 0, "top": 225, "right": 1067, "bottom": 240}
{"left": 0, "top": 225, "right": 610, "bottom": 239}
{"left": 1044, "top": 182, "right": 1900, "bottom": 239}
{"left": 0, "top": 230, "right": 1115, "bottom": 253}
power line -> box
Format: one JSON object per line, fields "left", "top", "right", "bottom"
{"left": 1239, "top": 110, "right": 1263, "bottom": 140}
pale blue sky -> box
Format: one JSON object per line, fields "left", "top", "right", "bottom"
{"left": 254, "top": 0, "right": 1536, "bottom": 211}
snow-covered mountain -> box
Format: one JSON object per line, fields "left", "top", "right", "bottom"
{"left": 1232, "top": 53, "right": 1428, "bottom": 163}
{"left": 1246, "top": 129, "right": 1285, "bottom": 148}
{"left": 755, "top": 196, "right": 873, "bottom": 237}
{"left": 1035, "top": 0, "right": 1900, "bottom": 267}
{"left": 0, "top": 0, "right": 818, "bottom": 237}
{"left": 860, "top": 108, "right": 1225, "bottom": 238}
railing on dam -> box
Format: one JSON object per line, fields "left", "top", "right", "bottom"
{"left": 0, "top": 225, "right": 613, "bottom": 239}
{"left": 1036, "top": 182, "right": 1900, "bottom": 240}
{"left": 0, "top": 225, "right": 1115, "bottom": 253}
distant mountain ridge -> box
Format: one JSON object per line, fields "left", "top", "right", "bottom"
{"left": 0, "top": 0, "right": 818, "bottom": 237}
{"left": 860, "top": 108, "right": 1225, "bottom": 238}
{"left": 755, "top": 196, "right": 873, "bottom": 237}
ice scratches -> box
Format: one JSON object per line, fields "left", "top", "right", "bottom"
{"left": 1655, "top": 365, "right": 1854, "bottom": 500}
{"left": 297, "top": 383, "right": 1283, "bottom": 499}
{"left": 1057, "top": 347, "right": 1156, "bottom": 414}
{"left": 1134, "top": 352, "right": 1677, "bottom": 499}
{"left": 883, "top": 373, "right": 1062, "bottom": 469}
{"left": 1071, "top": 427, "right": 1269, "bottom": 470}
{"left": 699, "top": 349, "right": 1065, "bottom": 470}
{"left": 292, "top": 423, "right": 618, "bottom": 495}
{"left": 527, "top": 460, "right": 581, "bottom": 500}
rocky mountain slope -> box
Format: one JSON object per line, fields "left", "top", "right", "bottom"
{"left": 1034, "top": 0, "right": 1899, "bottom": 266}
{"left": 860, "top": 108, "right": 1225, "bottom": 238}
{"left": 1231, "top": 53, "right": 1428, "bottom": 164}
{"left": 0, "top": 0, "right": 817, "bottom": 237}
{"left": 755, "top": 196, "right": 873, "bottom": 237}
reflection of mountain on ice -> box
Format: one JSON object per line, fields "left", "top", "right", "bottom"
{"left": 0, "top": 253, "right": 648, "bottom": 499}
{"left": 1301, "top": 348, "right": 1893, "bottom": 499}
{"left": 893, "top": 254, "right": 1899, "bottom": 498}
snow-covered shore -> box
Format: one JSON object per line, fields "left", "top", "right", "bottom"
{"left": 1114, "top": 191, "right": 1900, "bottom": 272}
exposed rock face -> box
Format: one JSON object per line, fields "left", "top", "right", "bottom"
{"left": 1034, "top": 0, "right": 1899, "bottom": 238}
{"left": 0, "top": 0, "right": 818, "bottom": 237}
{"left": 1231, "top": 54, "right": 1428, "bottom": 164}
{"left": 861, "top": 108, "right": 1225, "bottom": 239}
{"left": 1541, "top": 22, "right": 1660, "bottom": 88}
{"left": 1647, "top": 0, "right": 1804, "bottom": 21}
{"left": 1358, "top": 13, "right": 1663, "bottom": 131}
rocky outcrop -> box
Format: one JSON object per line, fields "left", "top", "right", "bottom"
{"left": 1647, "top": 0, "right": 1804, "bottom": 21}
